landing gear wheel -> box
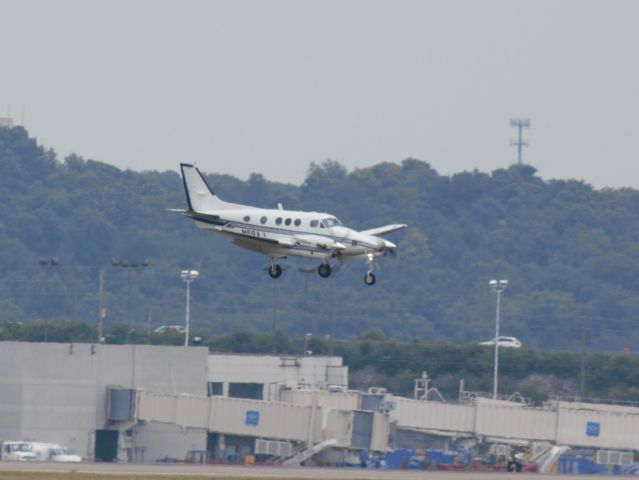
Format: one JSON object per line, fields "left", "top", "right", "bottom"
{"left": 318, "top": 263, "right": 332, "bottom": 278}
{"left": 364, "top": 272, "right": 376, "bottom": 286}
{"left": 269, "top": 264, "right": 282, "bottom": 279}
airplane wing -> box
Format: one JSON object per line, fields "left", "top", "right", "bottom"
{"left": 293, "top": 234, "right": 346, "bottom": 251}
{"left": 196, "top": 223, "right": 333, "bottom": 250}
{"left": 211, "top": 227, "right": 346, "bottom": 251}
{"left": 359, "top": 224, "right": 408, "bottom": 237}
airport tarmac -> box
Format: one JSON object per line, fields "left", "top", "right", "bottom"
{"left": 0, "top": 461, "right": 624, "bottom": 479}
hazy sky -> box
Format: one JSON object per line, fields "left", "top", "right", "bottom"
{"left": 2, "top": 0, "right": 639, "bottom": 188}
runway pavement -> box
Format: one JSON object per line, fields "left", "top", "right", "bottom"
{"left": 0, "top": 461, "right": 624, "bottom": 480}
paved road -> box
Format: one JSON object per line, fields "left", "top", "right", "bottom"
{"left": 0, "top": 462, "right": 624, "bottom": 480}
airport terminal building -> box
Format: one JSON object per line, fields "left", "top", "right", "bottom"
{"left": 2, "top": 340, "right": 639, "bottom": 468}
{"left": 0, "top": 341, "right": 349, "bottom": 462}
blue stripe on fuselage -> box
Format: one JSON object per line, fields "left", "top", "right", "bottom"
{"left": 188, "top": 215, "right": 379, "bottom": 250}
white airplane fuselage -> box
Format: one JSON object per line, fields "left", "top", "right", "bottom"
{"left": 176, "top": 163, "right": 406, "bottom": 284}
{"left": 190, "top": 207, "right": 395, "bottom": 261}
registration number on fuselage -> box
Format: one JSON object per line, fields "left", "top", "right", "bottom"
{"left": 241, "top": 228, "right": 266, "bottom": 238}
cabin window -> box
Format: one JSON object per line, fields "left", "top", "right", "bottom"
{"left": 243, "top": 215, "right": 250, "bottom": 222}
{"left": 294, "top": 219, "right": 301, "bottom": 226}
{"left": 310, "top": 220, "right": 319, "bottom": 228}
{"left": 276, "top": 217, "right": 283, "bottom": 225}
{"left": 260, "top": 216, "right": 267, "bottom": 224}
{"left": 285, "top": 218, "right": 292, "bottom": 226}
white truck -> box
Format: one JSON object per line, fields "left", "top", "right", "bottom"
{"left": 1, "top": 441, "right": 37, "bottom": 461}
{"left": 1, "top": 441, "right": 81, "bottom": 462}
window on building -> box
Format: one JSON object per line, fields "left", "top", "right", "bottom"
{"left": 228, "top": 382, "right": 263, "bottom": 400}
{"left": 207, "top": 382, "right": 224, "bottom": 397}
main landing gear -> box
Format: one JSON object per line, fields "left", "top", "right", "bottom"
{"left": 318, "top": 263, "right": 332, "bottom": 278}
{"left": 268, "top": 263, "right": 282, "bottom": 279}
{"left": 266, "top": 258, "right": 377, "bottom": 286}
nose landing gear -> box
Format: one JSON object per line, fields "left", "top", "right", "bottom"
{"left": 364, "top": 252, "right": 376, "bottom": 286}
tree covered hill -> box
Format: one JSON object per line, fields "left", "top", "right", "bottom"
{"left": 1, "top": 126, "right": 639, "bottom": 353}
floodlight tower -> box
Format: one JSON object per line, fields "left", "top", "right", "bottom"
{"left": 180, "top": 270, "right": 199, "bottom": 346}
{"left": 510, "top": 118, "right": 531, "bottom": 165}
{"left": 489, "top": 279, "right": 508, "bottom": 399}
{"left": 112, "top": 258, "right": 150, "bottom": 344}
{"left": 38, "top": 256, "right": 59, "bottom": 342}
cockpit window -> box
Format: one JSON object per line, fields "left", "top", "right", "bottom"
{"left": 321, "top": 217, "right": 342, "bottom": 228}
{"left": 310, "top": 220, "right": 319, "bottom": 228}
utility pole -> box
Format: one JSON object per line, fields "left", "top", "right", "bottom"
{"left": 510, "top": 118, "right": 531, "bottom": 165}
{"left": 98, "top": 267, "right": 105, "bottom": 344}
{"left": 580, "top": 315, "right": 587, "bottom": 398}
{"left": 112, "top": 258, "right": 150, "bottom": 344}
{"left": 72, "top": 265, "right": 79, "bottom": 321}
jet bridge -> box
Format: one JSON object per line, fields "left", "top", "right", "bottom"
{"left": 113, "top": 389, "right": 390, "bottom": 453}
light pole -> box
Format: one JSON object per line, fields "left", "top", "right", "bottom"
{"left": 112, "top": 258, "right": 150, "bottom": 344}
{"left": 180, "top": 270, "right": 199, "bottom": 346}
{"left": 489, "top": 279, "right": 508, "bottom": 399}
{"left": 38, "top": 256, "right": 59, "bottom": 342}
{"left": 299, "top": 265, "right": 315, "bottom": 335}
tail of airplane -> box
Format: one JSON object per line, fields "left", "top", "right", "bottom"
{"left": 180, "top": 163, "right": 238, "bottom": 212}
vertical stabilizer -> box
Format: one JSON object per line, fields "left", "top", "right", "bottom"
{"left": 180, "top": 163, "right": 237, "bottom": 212}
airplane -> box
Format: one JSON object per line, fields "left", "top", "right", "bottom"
{"left": 172, "top": 163, "right": 407, "bottom": 285}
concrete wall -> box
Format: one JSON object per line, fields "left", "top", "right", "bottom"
{"left": 132, "top": 422, "right": 206, "bottom": 463}
{"left": 0, "top": 342, "right": 208, "bottom": 460}
{"left": 208, "top": 354, "right": 348, "bottom": 400}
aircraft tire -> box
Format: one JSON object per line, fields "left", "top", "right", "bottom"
{"left": 364, "top": 272, "right": 376, "bottom": 285}
{"left": 269, "top": 264, "right": 282, "bottom": 279}
{"left": 318, "top": 263, "right": 332, "bottom": 278}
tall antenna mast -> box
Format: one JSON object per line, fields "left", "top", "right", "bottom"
{"left": 510, "top": 118, "right": 531, "bottom": 165}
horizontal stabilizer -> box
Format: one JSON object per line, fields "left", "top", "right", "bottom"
{"left": 359, "top": 224, "right": 408, "bottom": 237}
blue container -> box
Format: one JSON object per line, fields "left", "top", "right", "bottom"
{"left": 426, "top": 449, "right": 455, "bottom": 466}
{"left": 384, "top": 450, "right": 413, "bottom": 469}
